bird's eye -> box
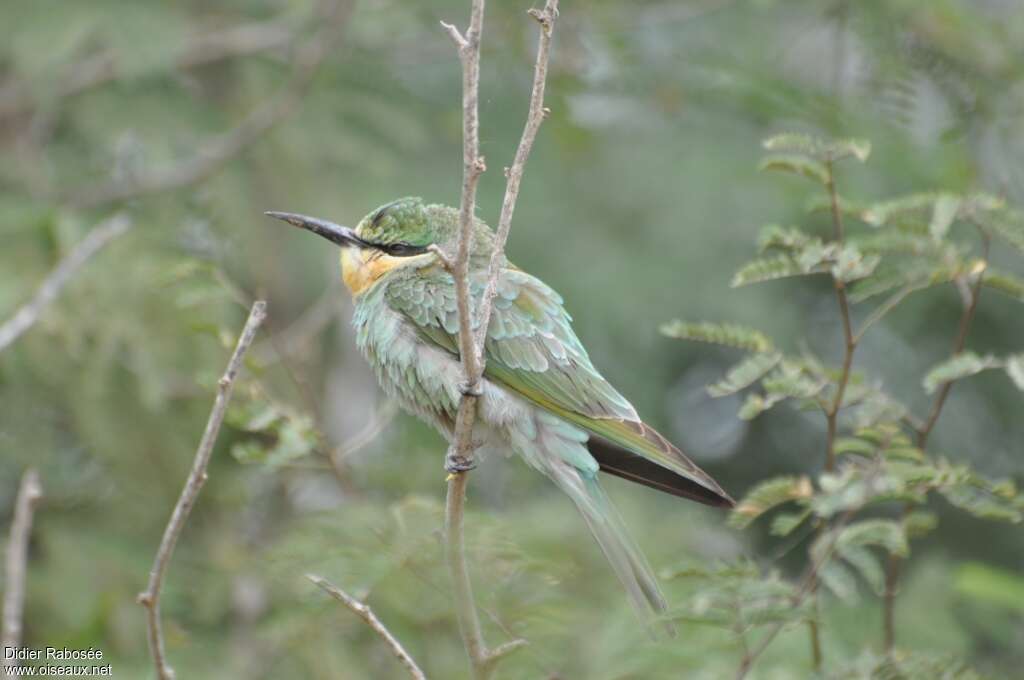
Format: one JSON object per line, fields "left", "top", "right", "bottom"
{"left": 382, "top": 242, "right": 425, "bottom": 257}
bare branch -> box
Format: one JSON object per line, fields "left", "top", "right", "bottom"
{"left": 440, "top": 21, "right": 469, "bottom": 50}
{"left": 2, "top": 469, "right": 43, "bottom": 669}
{"left": 0, "top": 214, "right": 132, "bottom": 353}
{"left": 428, "top": 244, "right": 456, "bottom": 273}
{"left": 473, "top": 0, "right": 560, "bottom": 353}
{"left": 306, "top": 574, "right": 427, "bottom": 680}
{"left": 440, "top": 2, "right": 558, "bottom": 679}
{"left": 137, "top": 301, "right": 267, "bottom": 680}
{"left": 64, "top": 0, "right": 353, "bottom": 210}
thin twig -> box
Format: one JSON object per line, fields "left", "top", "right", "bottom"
{"left": 917, "top": 248, "right": 989, "bottom": 446}
{"left": 882, "top": 229, "right": 991, "bottom": 653}
{"left": 736, "top": 501, "right": 865, "bottom": 680}
{"left": 440, "top": 2, "right": 558, "bottom": 679}
{"left": 64, "top": 0, "right": 352, "bottom": 210}
{"left": 853, "top": 283, "right": 921, "bottom": 343}
{"left": 823, "top": 158, "right": 857, "bottom": 474}
{"left": 0, "top": 214, "right": 132, "bottom": 353}
{"left": 439, "top": 0, "right": 489, "bottom": 674}
{"left": 306, "top": 574, "right": 427, "bottom": 680}
{"left": 801, "top": 157, "right": 859, "bottom": 672}
{"left": 137, "top": 301, "right": 267, "bottom": 680}
{"left": 472, "top": 2, "right": 559, "bottom": 352}
{"left": 2, "top": 469, "right": 43, "bottom": 669}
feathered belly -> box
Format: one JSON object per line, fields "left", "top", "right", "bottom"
{"left": 351, "top": 293, "right": 536, "bottom": 452}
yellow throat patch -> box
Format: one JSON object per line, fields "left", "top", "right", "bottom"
{"left": 340, "top": 248, "right": 434, "bottom": 296}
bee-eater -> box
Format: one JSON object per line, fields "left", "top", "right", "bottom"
{"left": 267, "top": 197, "right": 733, "bottom": 622}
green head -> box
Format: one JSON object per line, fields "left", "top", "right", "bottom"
{"left": 266, "top": 197, "right": 490, "bottom": 295}
{"left": 356, "top": 197, "right": 442, "bottom": 248}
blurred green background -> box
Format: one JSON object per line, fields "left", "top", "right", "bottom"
{"left": 1, "top": 0, "right": 1022, "bottom": 677}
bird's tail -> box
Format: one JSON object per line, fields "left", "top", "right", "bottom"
{"left": 546, "top": 462, "right": 674, "bottom": 634}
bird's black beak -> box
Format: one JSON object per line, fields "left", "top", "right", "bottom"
{"left": 265, "top": 211, "right": 365, "bottom": 249}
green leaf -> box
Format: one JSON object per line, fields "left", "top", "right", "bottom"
{"left": 852, "top": 395, "right": 910, "bottom": 431}
{"left": 758, "top": 153, "right": 828, "bottom": 184}
{"left": 762, "top": 132, "right": 820, "bottom": 156}
{"left": 969, "top": 198, "right": 1024, "bottom": 252}
{"left": 848, "top": 266, "right": 915, "bottom": 303}
{"left": 666, "top": 561, "right": 809, "bottom": 629}
{"left": 903, "top": 511, "right": 939, "bottom": 539}
{"left": 731, "top": 254, "right": 825, "bottom": 287}
{"left": 830, "top": 244, "right": 880, "bottom": 282}
{"left": 940, "top": 470, "right": 1023, "bottom": 523}
{"left": 837, "top": 518, "right": 909, "bottom": 557}
{"left": 729, "top": 475, "right": 813, "bottom": 529}
{"left": 861, "top": 193, "right": 942, "bottom": 228}
{"left": 660, "top": 320, "right": 774, "bottom": 352}
{"left": 1006, "top": 354, "right": 1024, "bottom": 390}
{"left": 757, "top": 224, "right": 818, "bottom": 253}
{"left": 761, "top": 361, "right": 827, "bottom": 400}
{"left": 929, "top": 194, "right": 961, "bottom": 240}
{"left": 922, "top": 352, "right": 1001, "bottom": 393}
{"left": 987, "top": 214, "right": 1024, "bottom": 252}
{"left": 834, "top": 437, "right": 877, "bottom": 457}
{"left": 818, "top": 560, "right": 859, "bottom": 603}
{"left": 813, "top": 467, "right": 903, "bottom": 517}
{"left": 707, "top": 352, "right": 783, "bottom": 397}
{"left": 770, "top": 509, "right": 812, "bottom": 537}
{"left": 762, "top": 134, "right": 871, "bottom": 162}
{"left": 955, "top": 562, "right": 1024, "bottom": 613}
{"left": 827, "top": 138, "right": 872, "bottom": 163}
{"left": 805, "top": 192, "right": 866, "bottom": 217}
{"left": 737, "top": 393, "right": 783, "bottom": 420}
{"left": 983, "top": 269, "right": 1024, "bottom": 302}
{"left": 838, "top": 544, "right": 885, "bottom": 595}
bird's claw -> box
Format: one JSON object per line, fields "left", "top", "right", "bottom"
{"left": 458, "top": 381, "right": 483, "bottom": 398}
{"left": 445, "top": 453, "right": 477, "bottom": 474}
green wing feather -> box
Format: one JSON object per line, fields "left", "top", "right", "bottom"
{"left": 386, "top": 264, "right": 733, "bottom": 506}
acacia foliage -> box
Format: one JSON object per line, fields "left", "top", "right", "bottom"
{"left": 663, "top": 133, "right": 1024, "bottom": 677}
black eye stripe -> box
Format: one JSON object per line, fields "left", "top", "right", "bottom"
{"left": 377, "top": 242, "right": 429, "bottom": 257}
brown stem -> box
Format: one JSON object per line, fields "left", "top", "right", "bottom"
{"left": 137, "top": 301, "right": 267, "bottom": 680}
{"left": 882, "top": 229, "right": 990, "bottom": 654}
{"left": 804, "top": 158, "right": 859, "bottom": 671}
{"left": 824, "top": 158, "right": 857, "bottom": 471}
{"left": 736, "top": 505, "right": 863, "bottom": 680}
{"left": 439, "top": 2, "right": 558, "bottom": 678}
{"left": 2, "top": 469, "right": 44, "bottom": 670}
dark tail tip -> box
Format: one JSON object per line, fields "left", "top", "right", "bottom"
{"left": 588, "top": 437, "right": 735, "bottom": 508}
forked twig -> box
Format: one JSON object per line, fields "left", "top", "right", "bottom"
{"left": 439, "top": 2, "right": 560, "bottom": 679}
{"left": 307, "top": 574, "right": 427, "bottom": 680}
{"left": 0, "top": 214, "right": 132, "bottom": 353}
{"left": 137, "top": 301, "right": 267, "bottom": 680}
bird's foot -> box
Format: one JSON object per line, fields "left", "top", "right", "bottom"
{"left": 445, "top": 452, "right": 477, "bottom": 474}
{"left": 458, "top": 381, "right": 483, "bottom": 398}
